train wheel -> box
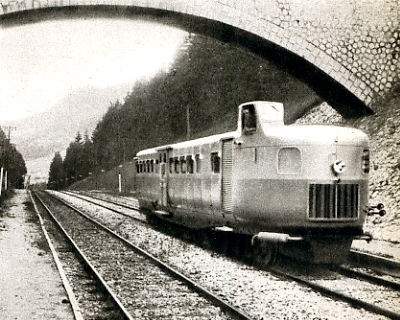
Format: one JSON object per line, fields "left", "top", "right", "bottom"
{"left": 145, "top": 210, "right": 159, "bottom": 225}
{"left": 252, "top": 242, "right": 278, "bottom": 267}
{"left": 193, "top": 230, "right": 210, "bottom": 249}
{"left": 231, "top": 234, "right": 250, "bottom": 260}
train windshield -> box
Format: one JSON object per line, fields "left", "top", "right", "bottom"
{"left": 257, "top": 102, "right": 284, "bottom": 127}
{"left": 242, "top": 105, "right": 257, "bottom": 134}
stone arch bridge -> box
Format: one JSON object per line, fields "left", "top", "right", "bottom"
{"left": 0, "top": 0, "right": 399, "bottom": 116}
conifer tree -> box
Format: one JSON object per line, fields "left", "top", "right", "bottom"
{"left": 0, "top": 127, "right": 27, "bottom": 189}
{"left": 48, "top": 152, "right": 64, "bottom": 190}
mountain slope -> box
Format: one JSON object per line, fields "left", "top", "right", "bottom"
{"left": 6, "top": 84, "right": 132, "bottom": 182}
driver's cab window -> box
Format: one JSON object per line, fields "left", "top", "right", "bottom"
{"left": 242, "top": 105, "right": 256, "bottom": 134}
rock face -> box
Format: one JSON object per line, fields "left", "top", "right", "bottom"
{"left": 296, "top": 89, "right": 400, "bottom": 243}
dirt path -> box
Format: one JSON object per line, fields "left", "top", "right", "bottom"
{"left": 0, "top": 190, "right": 73, "bottom": 320}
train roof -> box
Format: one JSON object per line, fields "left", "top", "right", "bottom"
{"left": 136, "top": 123, "right": 368, "bottom": 158}
{"left": 136, "top": 131, "right": 238, "bottom": 157}
{"left": 262, "top": 124, "right": 369, "bottom": 146}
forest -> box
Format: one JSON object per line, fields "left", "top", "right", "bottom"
{"left": 48, "top": 34, "right": 320, "bottom": 189}
{"left": 0, "top": 127, "right": 27, "bottom": 189}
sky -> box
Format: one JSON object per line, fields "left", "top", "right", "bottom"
{"left": 0, "top": 18, "right": 188, "bottom": 121}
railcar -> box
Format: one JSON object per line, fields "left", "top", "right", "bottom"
{"left": 134, "top": 101, "right": 374, "bottom": 264}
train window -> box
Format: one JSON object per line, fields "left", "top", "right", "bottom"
{"left": 169, "top": 158, "right": 174, "bottom": 174}
{"left": 187, "top": 155, "right": 194, "bottom": 174}
{"left": 155, "top": 160, "right": 159, "bottom": 173}
{"left": 174, "top": 157, "right": 180, "bottom": 174}
{"left": 136, "top": 163, "right": 140, "bottom": 173}
{"left": 242, "top": 104, "right": 257, "bottom": 134}
{"left": 211, "top": 152, "right": 220, "bottom": 173}
{"left": 181, "top": 156, "right": 186, "bottom": 174}
{"left": 163, "top": 153, "right": 167, "bottom": 163}
{"left": 195, "top": 154, "right": 201, "bottom": 173}
{"left": 278, "top": 148, "right": 301, "bottom": 174}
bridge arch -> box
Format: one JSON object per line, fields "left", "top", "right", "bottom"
{"left": 1, "top": 0, "right": 399, "bottom": 116}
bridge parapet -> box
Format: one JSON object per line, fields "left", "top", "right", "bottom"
{"left": 1, "top": 0, "right": 399, "bottom": 109}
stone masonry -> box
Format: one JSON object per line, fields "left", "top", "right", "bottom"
{"left": 0, "top": 0, "right": 399, "bottom": 109}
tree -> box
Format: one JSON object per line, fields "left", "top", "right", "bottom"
{"left": 62, "top": 131, "right": 94, "bottom": 187}
{"left": 67, "top": 33, "right": 320, "bottom": 179}
{"left": 75, "top": 131, "right": 82, "bottom": 144}
{"left": 80, "top": 131, "right": 93, "bottom": 178}
{"left": 0, "top": 127, "right": 27, "bottom": 189}
{"left": 48, "top": 152, "right": 64, "bottom": 190}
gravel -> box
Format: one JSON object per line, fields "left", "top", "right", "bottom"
{"left": 50, "top": 190, "right": 392, "bottom": 320}
{"left": 35, "top": 193, "right": 124, "bottom": 320}
{"left": 42, "top": 192, "right": 228, "bottom": 320}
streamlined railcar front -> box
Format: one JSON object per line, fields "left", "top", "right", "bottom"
{"left": 232, "top": 102, "right": 370, "bottom": 263}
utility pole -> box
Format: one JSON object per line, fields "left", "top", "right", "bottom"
{"left": 1, "top": 126, "right": 16, "bottom": 141}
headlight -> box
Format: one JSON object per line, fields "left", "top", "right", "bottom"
{"left": 362, "top": 149, "right": 370, "bottom": 174}
{"left": 332, "top": 160, "right": 346, "bottom": 175}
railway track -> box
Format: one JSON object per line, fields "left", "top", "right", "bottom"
{"left": 31, "top": 191, "right": 133, "bottom": 320}
{"left": 66, "top": 190, "right": 400, "bottom": 273}
{"left": 62, "top": 191, "right": 143, "bottom": 223}
{"left": 67, "top": 191, "right": 139, "bottom": 211}
{"left": 58, "top": 190, "right": 400, "bottom": 319}
{"left": 35, "top": 191, "right": 253, "bottom": 320}
{"left": 332, "top": 264, "right": 400, "bottom": 291}
{"left": 349, "top": 249, "right": 400, "bottom": 278}
{"left": 269, "top": 261, "right": 400, "bottom": 320}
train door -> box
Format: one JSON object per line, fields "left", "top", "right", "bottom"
{"left": 222, "top": 139, "right": 234, "bottom": 214}
{"left": 158, "top": 149, "right": 170, "bottom": 207}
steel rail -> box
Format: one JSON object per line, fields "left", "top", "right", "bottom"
{"left": 332, "top": 265, "right": 400, "bottom": 291}
{"left": 269, "top": 267, "right": 400, "bottom": 320}
{"left": 47, "top": 191, "right": 255, "bottom": 320}
{"left": 65, "top": 191, "right": 138, "bottom": 211}
{"left": 29, "top": 191, "right": 84, "bottom": 320}
{"left": 61, "top": 191, "right": 144, "bottom": 222}
{"left": 33, "top": 191, "right": 135, "bottom": 320}
{"left": 69, "top": 191, "right": 400, "bottom": 278}
{"left": 60, "top": 191, "right": 400, "bottom": 319}
{"left": 349, "top": 249, "right": 400, "bottom": 277}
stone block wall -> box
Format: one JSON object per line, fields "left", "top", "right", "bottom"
{"left": 0, "top": 0, "right": 399, "bottom": 108}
